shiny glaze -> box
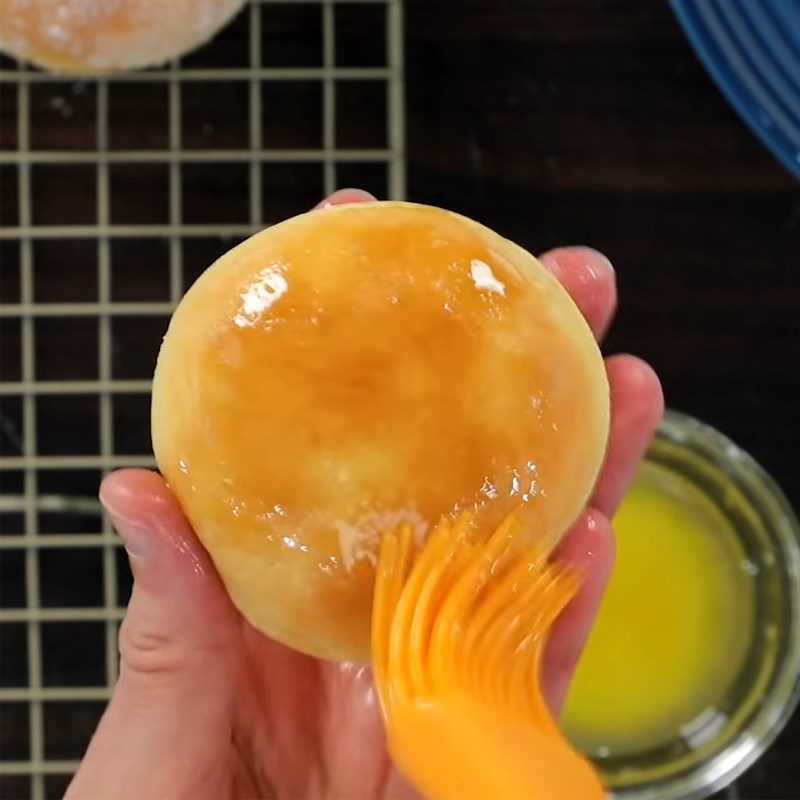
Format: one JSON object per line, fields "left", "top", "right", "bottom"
{"left": 152, "top": 203, "right": 608, "bottom": 660}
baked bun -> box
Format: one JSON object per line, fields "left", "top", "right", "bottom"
{"left": 0, "top": 0, "right": 247, "bottom": 72}
{"left": 152, "top": 202, "right": 610, "bottom": 660}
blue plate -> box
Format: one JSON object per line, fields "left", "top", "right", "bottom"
{"left": 670, "top": 0, "right": 800, "bottom": 181}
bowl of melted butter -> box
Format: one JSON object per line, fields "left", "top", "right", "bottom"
{"left": 563, "top": 409, "right": 800, "bottom": 799}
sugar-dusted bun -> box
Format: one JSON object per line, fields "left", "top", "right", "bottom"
{"left": 152, "top": 202, "right": 610, "bottom": 661}
{"left": 0, "top": 0, "right": 247, "bottom": 72}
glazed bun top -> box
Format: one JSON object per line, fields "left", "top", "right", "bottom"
{"left": 0, "top": 0, "right": 247, "bottom": 72}
{"left": 151, "top": 202, "right": 610, "bottom": 661}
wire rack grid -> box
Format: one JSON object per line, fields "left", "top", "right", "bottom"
{"left": 0, "top": 1, "right": 405, "bottom": 797}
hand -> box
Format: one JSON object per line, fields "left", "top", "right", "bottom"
{"left": 67, "top": 190, "right": 663, "bottom": 800}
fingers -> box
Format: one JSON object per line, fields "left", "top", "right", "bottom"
{"left": 320, "top": 663, "right": 398, "bottom": 799}
{"left": 538, "top": 247, "right": 617, "bottom": 340}
{"left": 104, "top": 469, "right": 237, "bottom": 671}
{"left": 543, "top": 357, "right": 661, "bottom": 714}
{"left": 314, "top": 188, "right": 377, "bottom": 209}
{"left": 592, "top": 355, "right": 664, "bottom": 518}
{"left": 542, "top": 509, "right": 615, "bottom": 714}
{"left": 67, "top": 470, "right": 238, "bottom": 800}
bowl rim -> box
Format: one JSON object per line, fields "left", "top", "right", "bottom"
{"left": 610, "top": 408, "right": 800, "bottom": 800}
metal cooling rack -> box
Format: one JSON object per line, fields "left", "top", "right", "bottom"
{"left": 0, "top": 1, "right": 405, "bottom": 796}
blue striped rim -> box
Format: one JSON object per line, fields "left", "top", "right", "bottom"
{"left": 669, "top": 0, "right": 800, "bottom": 181}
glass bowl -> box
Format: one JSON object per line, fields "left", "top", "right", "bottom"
{"left": 595, "top": 409, "right": 800, "bottom": 800}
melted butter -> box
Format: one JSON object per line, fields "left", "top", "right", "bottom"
{"left": 199, "top": 213, "right": 572, "bottom": 528}
{"left": 562, "top": 460, "right": 755, "bottom": 757}
{"left": 234, "top": 263, "right": 289, "bottom": 328}
{"left": 470, "top": 258, "right": 506, "bottom": 296}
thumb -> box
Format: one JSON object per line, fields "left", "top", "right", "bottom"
{"left": 67, "top": 470, "right": 240, "bottom": 800}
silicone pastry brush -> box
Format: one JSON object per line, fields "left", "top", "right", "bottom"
{"left": 372, "top": 512, "right": 604, "bottom": 800}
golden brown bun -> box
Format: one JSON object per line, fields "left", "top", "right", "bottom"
{"left": 152, "top": 202, "right": 610, "bottom": 660}
{"left": 0, "top": 0, "right": 247, "bottom": 72}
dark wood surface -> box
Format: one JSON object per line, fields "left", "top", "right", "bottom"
{"left": 404, "top": 1, "right": 799, "bottom": 796}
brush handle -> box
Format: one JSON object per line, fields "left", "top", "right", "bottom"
{"left": 387, "top": 697, "right": 604, "bottom": 800}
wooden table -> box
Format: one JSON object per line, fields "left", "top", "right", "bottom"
{"left": 404, "top": 1, "right": 798, "bottom": 796}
